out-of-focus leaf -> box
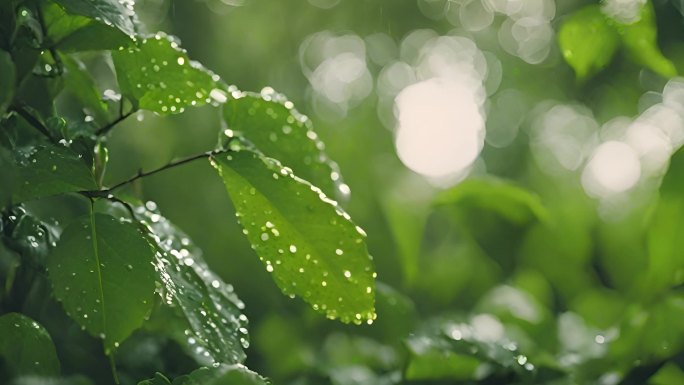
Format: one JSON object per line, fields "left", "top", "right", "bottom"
{"left": 51, "top": 0, "right": 136, "bottom": 37}
{"left": 61, "top": 55, "right": 108, "bottom": 123}
{"left": 253, "top": 315, "right": 313, "bottom": 378}
{"left": 142, "top": 364, "right": 270, "bottom": 385}
{"left": 135, "top": 203, "right": 249, "bottom": 365}
{"left": 434, "top": 177, "right": 548, "bottom": 225}
{"left": 113, "top": 33, "right": 221, "bottom": 115}
{"left": 322, "top": 333, "right": 400, "bottom": 371}
{"left": 0, "top": 313, "right": 60, "bottom": 377}
{"left": 558, "top": 5, "right": 620, "bottom": 80}
{"left": 1, "top": 206, "right": 59, "bottom": 266}
{"left": 222, "top": 88, "right": 346, "bottom": 199}
{"left": 12, "top": 143, "right": 97, "bottom": 203}
{"left": 649, "top": 363, "right": 684, "bottom": 385}
{"left": 0, "top": 49, "right": 14, "bottom": 115}
{"left": 211, "top": 149, "right": 376, "bottom": 324}
{"left": 47, "top": 212, "right": 156, "bottom": 353}
{"left": 372, "top": 282, "right": 417, "bottom": 342}
{"left": 614, "top": 1, "right": 677, "bottom": 78}
{"left": 0, "top": 147, "right": 17, "bottom": 208}
{"left": 9, "top": 375, "right": 93, "bottom": 385}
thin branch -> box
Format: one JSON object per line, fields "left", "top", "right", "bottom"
{"left": 10, "top": 105, "right": 56, "bottom": 142}
{"left": 95, "top": 110, "right": 135, "bottom": 136}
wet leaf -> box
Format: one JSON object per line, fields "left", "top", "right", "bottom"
{"left": 136, "top": 203, "right": 249, "bottom": 365}
{"left": 558, "top": 5, "right": 619, "bottom": 80}
{"left": 51, "top": 0, "right": 136, "bottom": 37}
{"left": 113, "top": 33, "right": 221, "bottom": 115}
{"left": 138, "top": 373, "right": 171, "bottom": 385}
{"left": 61, "top": 55, "right": 108, "bottom": 123}
{"left": 222, "top": 89, "right": 346, "bottom": 199}
{"left": 211, "top": 150, "right": 376, "bottom": 324}
{"left": 614, "top": 1, "right": 677, "bottom": 78}
{"left": 0, "top": 49, "right": 15, "bottom": 115}
{"left": 1, "top": 206, "right": 60, "bottom": 266}
{"left": 13, "top": 143, "right": 98, "bottom": 204}
{"left": 0, "top": 313, "right": 60, "bottom": 377}
{"left": 171, "top": 364, "right": 270, "bottom": 385}
{"left": 47, "top": 212, "right": 156, "bottom": 353}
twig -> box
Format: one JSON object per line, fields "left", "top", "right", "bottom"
{"left": 10, "top": 105, "right": 56, "bottom": 142}
{"left": 95, "top": 110, "right": 135, "bottom": 136}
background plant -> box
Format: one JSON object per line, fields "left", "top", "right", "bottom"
{"left": 4, "top": 0, "right": 684, "bottom": 384}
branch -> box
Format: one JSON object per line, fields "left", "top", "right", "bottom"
{"left": 95, "top": 109, "right": 135, "bottom": 136}
{"left": 10, "top": 105, "right": 56, "bottom": 143}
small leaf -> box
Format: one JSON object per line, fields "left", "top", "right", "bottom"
{"left": 0, "top": 49, "right": 15, "bottom": 115}
{"left": 47, "top": 212, "right": 156, "bottom": 353}
{"left": 222, "top": 89, "right": 347, "bottom": 199}
{"left": 558, "top": 5, "right": 619, "bottom": 80}
{"left": 61, "top": 55, "right": 108, "bottom": 123}
{"left": 211, "top": 150, "right": 376, "bottom": 324}
{"left": 136, "top": 203, "right": 249, "bottom": 365}
{"left": 613, "top": 1, "right": 677, "bottom": 78}
{"left": 51, "top": 0, "right": 136, "bottom": 37}
{"left": 434, "top": 177, "right": 548, "bottom": 225}
{"left": 13, "top": 143, "right": 98, "bottom": 203}
{"left": 172, "top": 364, "right": 270, "bottom": 385}
{"left": 2, "top": 206, "right": 60, "bottom": 266}
{"left": 0, "top": 313, "right": 60, "bottom": 377}
{"left": 113, "top": 33, "right": 222, "bottom": 115}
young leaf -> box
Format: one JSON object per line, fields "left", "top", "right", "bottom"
{"left": 210, "top": 150, "right": 376, "bottom": 324}
{"left": 222, "top": 89, "right": 347, "bottom": 199}
{"left": 614, "top": 1, "right": 677, "bottom": 78}
{"left": 47, "top": 212, "right": 156, "bottom": 353}
{"left": 0, "top": 313, "right": 60, "bottom": 377}
{"left": 433, "top": 177, "right": 548, "bottom": 225}
{"left": 13, "top": 143, "right": 98, "bottom": 203}
{"left": 0, "top": 49, "right": 15, "bottom": 116}
{"left": 167, "top": 364, "right": 269, "bottom": 385}
{"left": 113, "top": 33, "right": 222, "bottom": 115}
{"left": 558, "top": 5, "right": 619, "bottom": 80}
{"left": 135, "top": 203, "right": 249, "bottom": 365}
{"left": 51, "top": 0, "right": 136, "bottom": 37}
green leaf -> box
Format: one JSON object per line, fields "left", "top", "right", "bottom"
{"left": 138, "top": 373, "right": 171, "bottom": 385}
{"left": 13, "top": 143, "right": 98, "bottom": 203}
{"left": 51, "top": 0, "right": 136, "bottom": 37}
{"left": 172, "top": 364, "right": 270, "bottom": 385}
{"left": 113, "top": 33, "right": 222, "bottom": 115}
{"left": 434, "top": 177, "right": 548, "bottom": 225}
{"left": 9, "top": 375, "right": 94, "bottom": 385}
{"left": 0, "top": 147, "right": 17, "bottom": 208}
{"left": 0, "top": 313, "right": 60, "bottom": 377}
{"left": 614, "top": 1, "right": 676, "bottom": 78}
{"left": 0, "top": 49, "right": 15, "bottom": 116}
{"left": 211, "top": 150, "right": 376, "bottom": 324}
{"left": 558, "top": 5, "right": 619, "bottom": 80}
{"left": 43, "top": 2, "right": 133, "bottom": 52}
{"left": 136, "top": 203, "right": 249, "bottom": 365}
{"left": 222, "top": 89, "right": 347, "bottom": 199}
{"left": 61, "top": 55, "right": 108, "bottom": 123}
{"left": 47, "top": 212, "right": 156, "bottom": 353}
{"left": 2, "top": 206, "right": 59, "bottom": 266}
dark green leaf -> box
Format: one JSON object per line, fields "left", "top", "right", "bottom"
{"left": 0, "top": 147, "right": 17, "bottom": 208}
{"left": 558, "top": 5, "right": 619, "bottom": 80}
{"left": 1, "top": 206, "right": 59, "bottom": 266}
{"left": 0, "top": 49, "right": 14, "bottom": 115}
{"left": 13, "top": 143, "right": 97, "bottom": 203}
{"left": 113, "top": 33, "right": 222, "bottom": 115}
{"left": 138, "top": 373, "right": 171, "bottom": 385}
{"left": 9, "top": 375, "right": 94, "bottom": 385}
{"left": 434, "top": 177, "right": 548, "bottom": 225}
{"left": 615, "top": 1, "right": 677, "bottom": 78}
{"left": 211, "top": 150, "right": 376, "bottom": 324}
{"left": 136, "top": 203, "right": 249, "bottom": 365}
{"left": 0, "top": 313, "right": 60, "bottom": 377}
{"left": 51, "top": 0, "right": 136, "bottom": 37}
{"left": 61, "top": 55, "right": 108, "bottom": 123}
{"left": 47, "top": 212, "right": 156, "bottom": 353}
{"left": 222, "top": 89, "right": 347, "bottom": 199}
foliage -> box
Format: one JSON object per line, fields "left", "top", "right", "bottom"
{"left": 3, "top": 0, "right": 684, "bottom": 385}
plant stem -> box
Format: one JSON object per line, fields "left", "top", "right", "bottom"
{"left": 95, "top": 110, "right": 135, "bottom": 136}
{"left": 10, "top": 105, "right": 56, "bottom": 142}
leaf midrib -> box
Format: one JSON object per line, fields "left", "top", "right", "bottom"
{"left": 89, "top": 211, "right": 108, "bottom": 345}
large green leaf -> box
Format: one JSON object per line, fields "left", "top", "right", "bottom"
{"left": 0, "top": 313, "right": 60, "bottom": 377}
{"left": 136, "top": 203, "right": 249, "bottom": 365}
{"left": 614, "top": 1, "right": 676, "bottom": 78}
{"left": 169, "top": 364, "right": 269, "bottom": 385}
{"left": 211, "top": 150, "right": 376, "bottom": 324}
{"left": 0, "top": 49, "right": 14, "bottom": 115}
{"left": 47, "top": 212, "right": 156, "bottom": 353}
{"left": 113, "top": 33, "right": 222, "bottom": 115}
{"left": 558, "top": 5, "right": 620, "bottom": 80}
{"left": 51, "top": 0, "right": 136, "bottom": 37}
{"left": 434, "top": 177, "right": 548, "bottom": 225}
{"left": 13, "top": 143, "right": 98, "bottom": 203}
{"left": 222, "top": 89, "right": 347, "bottom": 199}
